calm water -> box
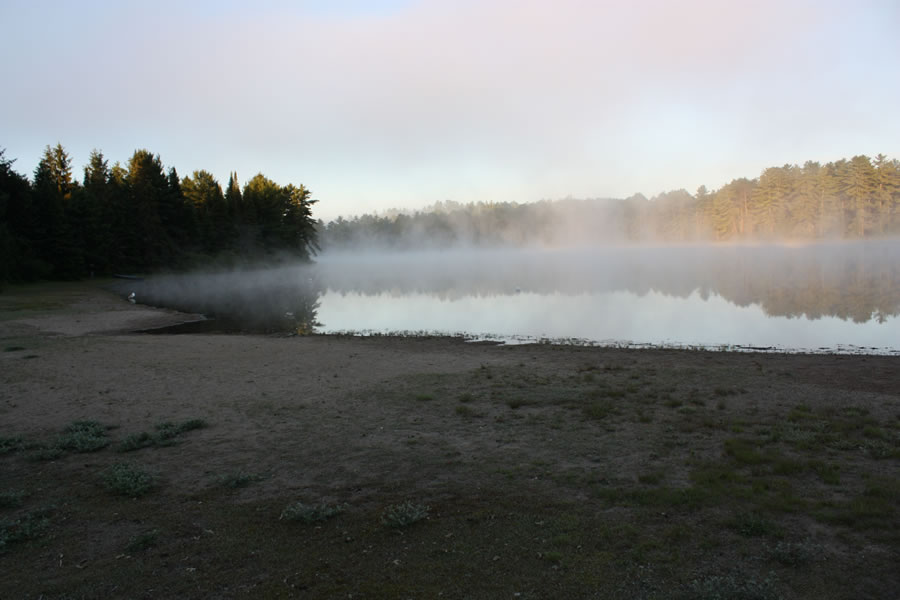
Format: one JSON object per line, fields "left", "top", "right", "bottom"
{"left": 131, "top": 241, "right": 900, "bottom": 353}
{"left": 314, "top": 242, "right": 900, "bottom": 353}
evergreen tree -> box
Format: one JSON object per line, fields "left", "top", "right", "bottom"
{"left": 183, "top": 170, "right": 230, "bottom": 253}
{"left": 32, "top": 144, "right": 82, "bottom": 277}
{"left": 126, "top": 149, "right": 172, "bottom": 269}
{"left": 0, "top": 149, "right": 36, "bottom": 281}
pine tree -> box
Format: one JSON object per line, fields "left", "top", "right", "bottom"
{"left": 32, "top": 143, "right": 82, "bottom": 277}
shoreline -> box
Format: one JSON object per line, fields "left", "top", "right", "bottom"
{"left": 1, "top": 280, "right": 898, "bottom": 598}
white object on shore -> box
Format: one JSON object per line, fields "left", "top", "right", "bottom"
{"left": 128, "top": 292, "right": 136, "bottom": 304}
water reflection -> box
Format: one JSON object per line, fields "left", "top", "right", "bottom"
{"left": 314, "top": 241, "right": 900, "bottom": 351}
{"left": 317, "top": 241, "right": 900, "bottom": 323}
{"left": 122, "top": 265, "right": 321, "bottom": 334}
{"left": 122, "top": 241, "right": 900, "bottom": 351}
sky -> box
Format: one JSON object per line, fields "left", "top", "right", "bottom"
{"left": 1, "top": 0, "right": 898, "bottom": 221}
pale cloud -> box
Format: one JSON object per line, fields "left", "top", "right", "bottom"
{"left": 1, "top": 0, "right": 897, "bottom": 218}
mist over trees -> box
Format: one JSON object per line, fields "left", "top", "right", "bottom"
{"left": 319, "top": 154, "right": 900, "bottom": 250}
{"left": 0, "top": 145, "right": 318, "bottom": 282}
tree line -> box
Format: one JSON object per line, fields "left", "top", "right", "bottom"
{"left": 320, "top": 154, "right": 900, "bottom": 249}
{"left": 0, "top": 145, "right": 318, "bottom": 282}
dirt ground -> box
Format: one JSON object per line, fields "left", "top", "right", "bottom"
{"left": 1, "top": 282, "right": 898, "bottom": 599}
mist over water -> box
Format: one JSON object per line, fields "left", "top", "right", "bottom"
{"left": 125, "top": 240, "right": 900, "bottom": 353}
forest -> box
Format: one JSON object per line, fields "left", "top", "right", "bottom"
{"left": 2, "top": 147, "right": 900, "bottom": 285}
{"left": 0, "top": 145, "right": 318, "bottom": 283}
{"left": 320, "top": 154, "right": 900, "bottom": 249}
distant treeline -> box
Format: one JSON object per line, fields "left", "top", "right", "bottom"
{"left": 320, "top": 154, "right": 900, "bottom": 249}
{"left": 0, "top": 145, "right": 318, "bottom": 282}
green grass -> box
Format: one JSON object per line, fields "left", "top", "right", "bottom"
{"left": 455, "top": 405, "right": 479, "bottom": 418}
{"left": 118, "top": 418, "right": 208, "bottom": 452}
{"left": 0, "top": 490, "right": 26, "bottom": 509}
{"left": 381, "top": 501, "right": 429, "bottom": 528}
{"left": 102, "top": 463, "right": 156, "bottom": 497}
{"left": 0, "top": 436, "right": 24, "bottom": 455}
{"left": 583, "top": 400, "right": 616, "bottom": 420}
{"left": 728, "top": 512, "right": 782, "bottom": 538}
{"left": 126, "top": 529, "right": 159, "bottom": 553}
{"left": 0, "top": 507, "right": 53, "bottom": 553}
{"left": 280, "top": 502, "right": 347, "bottom": 523}
{"left": 55, "top": 420, "right": 110, "bottom": 453}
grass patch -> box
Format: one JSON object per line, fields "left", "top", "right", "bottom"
{"left": 414, "top": 393, "right": 435, "bottom": 402}
{"left": 3, "top": 345, "right": 25, "bottom": 352}
{"left": 687, "top": 572, "right": 782, "bottom": 600}
{"left": 381, "top": 501, "right": 429, "bottom": 528}
{"left": 0, "top": 490, "right": 26, "bottom": 509}
{"left": 0, "top": 507, "right": 53, "bottom": 553}
{"left": 583, "top": 400, "right": 616, "bottom": 421}
{"left": 728, "top": 512, "right": 782, "bottom": 538}
{"left": 126, "top": 529, "right": 159, "bottom": 553}
{"left": 723, "top": 438, "right": 768, "bottom": 465}
{"left": 808, "top": 460, "right": 840, "bottom": 485}
{"left": 455, "top": 405, "right": 479, "bottom": 418}
{"left": 769, "top": 539, "right": 819, "bottom": 566}
{"left": 280, "top": 501, "right": 347, "bottom": 523}
{"left": 0, "top": 436, "right": 24, "bottom": 455}
{"left": 102, "top": 463, "right": 155, "bottom": 497}
{"left": 55, "top": 420, "right": 110, "bottom": 453}
{"left": 118, "top": 418, "right": 208, "bottom": 452}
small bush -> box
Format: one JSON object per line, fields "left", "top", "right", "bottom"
{"left": 280, "top": 502, "right": 346, "bottom": 523}
{"left": 0, "top": 507, "right": 53, "bottom": 553}
{"left": 56, "top": 421, "right": 110, "bottom": 453}
{"left": 102, "top": 463, "right": 155, "bottom": 497}
{"left": 381, "top": 501, "right": 429, "bottom": 528}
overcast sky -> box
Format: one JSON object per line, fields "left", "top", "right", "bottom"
{"left": 1, "top": 0, "right": 898, "bottom": 220}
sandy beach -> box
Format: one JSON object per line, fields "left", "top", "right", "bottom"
{"left": 1, "top": 282, "right": 897, "bottom": 599}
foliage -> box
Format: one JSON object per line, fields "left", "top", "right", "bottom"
{"left": 280, "top": 502, "right": 347, "bottom": 523}
{"left": 102, "top": 463, "right": 155, "bottom": 497}
{"left": 125, "top": 529, "right": 159, "bottom": 553}
{"left": 381, "top": 501, "right": 430, "bottom": 528}
{"left": 0, "top": 436, "right": 24, "bottom": 455}
{"left": 54, "top": 420, "right": 110, "bottom": 453}
{"left": 0, "top": 507, "right": 53, "bottom": 553}
{"left": 0, "top": 146, "right": 318, "bottom": 283}
{"left": 118, "top": 419, "right": 207, "bottom": 452}
{"left": 0, "top": 490, "right": 26, "bottom": 509}
{"left": 319, "top": 153, "right": 900, "bottom": 249}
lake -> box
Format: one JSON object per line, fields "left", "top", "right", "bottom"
{"left": 313, "top": 241, "right": 900, "bottom": 353}
{"left": 131, "top": 240, "right": 900, "bottom": 354}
